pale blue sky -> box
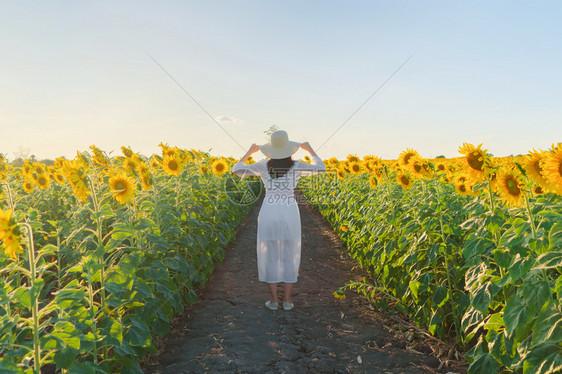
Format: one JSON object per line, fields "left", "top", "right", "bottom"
{"left": 1, "top": 1, "right": 561, "bottom": 161}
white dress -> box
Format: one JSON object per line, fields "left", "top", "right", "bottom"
{"left": 232, "top": 155, "right": 326, "bottom": 283}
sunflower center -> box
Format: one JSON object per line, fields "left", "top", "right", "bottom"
{"left": 413, "top": 164, "right": 422, "bottom": 173}
{"left": 467, "top": 154, "right": 484, "bottom": 171}
{"left": 168, "top": 161, "right": 178, "bottom": 171}
{"left": 559, "top": 162, "right": 562, "bottom": 176}
{"left": 115, "top": 181, "right": 126, "bottom": 191}
{"left": 505, "top": 178, "right": 520, "bottom": 196}
{"left": 459, "top": 185, "right": 466, "bottom": 193}
{"left": 438, "top": 164, "right": 445, "bottom": 171}
{"left": 400, "top": 175, "right": 410, "bottom": 185}
{"left": 216, "top": 163, "right": 225, "bottom": 171}
{"left": 403, "top": 154, "right": 413, "bottom": 165}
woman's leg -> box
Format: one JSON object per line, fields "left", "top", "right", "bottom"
{"left": 283, "top": 283, "right": 293, "bottom": 302}
{"left": 268, "top": 283, "right": 279, "bottom": 302}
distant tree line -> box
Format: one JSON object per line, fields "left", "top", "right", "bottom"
{"left": 10, "top": 156, "right": 55, "bottom": 167}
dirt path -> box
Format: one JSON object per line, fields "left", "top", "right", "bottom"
{"left": 143, "top": 192, "right": 468, "bottom": 373}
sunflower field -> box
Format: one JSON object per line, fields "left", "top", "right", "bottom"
{"left": 2, "top": 141, "right": 561, "bottom": 373}
{"left": 0, "top": 144, "right": 258, "bottom": 373}
{"left": 299, "top": 142, "right": 562, "bottom": 374}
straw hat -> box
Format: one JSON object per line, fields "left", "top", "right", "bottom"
{"left": 260, "top": 130, "right": 301, "bottom": 159}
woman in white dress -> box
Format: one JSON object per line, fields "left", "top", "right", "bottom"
{"left": 232, "top": 130, "right": 326, "bottom": 311}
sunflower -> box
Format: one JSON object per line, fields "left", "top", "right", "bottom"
{"left": 347, "top": 154, "right": 360, "bottom": 163}
{"left": 454, "top": 180, "right": 473, "bottom": 197}
{"left": 35, "top": 174, "right": 50, "bottom": 190}
{"left": 53, "top": 172, "right": 65, "bottom": 185}
{"left": 396, "top": 171, "right": 414, "bottom": 190}
{"left": 408, "top": 156, "right": 433, "bottom": 179}
{"left": 199, "top": 165, "right": 210, "bottom": 175}
{"left": 108, "top": 173, "right": 136, "bottom": 204}
{"left": 210, "top": 159, "right": 229, "bottom": 176}
{"left": 363, "top": 160, "right": 374, "bottom": 172}
{"left": 458, "top": 143, "right": 490, "bottom": 180}
{"left": 435, "top": 161, "right": 446, "bottom": 173}
{"left": 398, "top": 148, "right": 420, "bottom": 168}
{"left": 90, "top": 145, "right": 109, "bottom": 167}
{"left": 373, "top": 166, "right": 386, "bottom": 179}
{"left": 23, "top": 179, "right": 34, "bottom": 193}
{"left": 533, "top": 185, "right": 545, "bottom": 196}
{"left": 333, "top": 290, "right": 346, "bottom": 300}
{"left": 140, "top": 170, "right": 153, "bottom": 190}
{"left": 541, "top": 143, "right": 562, "bottom": 195}
{"left": 63, "top": 162, "right": 91, "bottom": 202}
{"left": 495, "top": 167, "right": 527, "bottom": 207}
{"left": 455, "top": 183, "right": 472, "bottom": 196}
{"left": 74, "top": 151, "right": 90, "bottom": 169}
{"left": 34, "top": 163, "right": 45, "bottom": 175}
{"left": 368, "top": 175, "right": 378, "bottom": 188}
{"left": 340, "top": 224, "right": 348, "bottom": 232}
{"left": 0, "top": 209, "right": 24, "bottom": 260}
{"left": 149, "top": 159, "right": 160, "bottom": 169}
{"left": 121, "top": 146, "right": 134, "bottom": 158}
{"left": 348, "top": 161, "right": 362, "bottom": 175}
{"left": 22, "top": 161, "right": 33, "bottom": 177}
{"left": 72, "top": 183, "right": 91, "bottom": 203}
{"left": 162, "top": 146, "right": 180, "bottom": 159}
{"left": 336, "top": 169, "right": 346, "bottom": 180}
{"left": 162, "top": 156, "right": 183, "bottom": 176}
{"left": 454, "top": 174, "right": 469, "bottom": 185}
{"left": 0, "top": 209, "right": 14, "bottom": 232}
{"left": 246, "top": 156, "right": 255, "bottom": 165}
{"left": 123, "top": 158, "right": 138, "bottom": 174}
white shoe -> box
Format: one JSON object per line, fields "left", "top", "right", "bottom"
{"left": 265, "top": 301, "right": 278, "bottom": 311}
{"left": 283, "top": 302, "right": 294, "bottom": 311}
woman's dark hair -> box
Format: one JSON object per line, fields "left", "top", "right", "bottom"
{"left": 267, "top": 157, "right": 295, "bottom": 179}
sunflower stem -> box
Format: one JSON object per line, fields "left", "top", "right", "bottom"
{"left": 21, "top": 223, "right": 41, "bottom": 374}
{"left": 87, "top": 175, "right": 108, "bottom": 361}
{"left": 524, "top": 195, "right": 537, "bottom": 240}
{"left": 57, "top": 233, "right": 61, "bottom": 290}
{"left": 86, "top": 266, "right": 98, "bottom": 364}
{"left": 486, "top": 177, "right": 496, "bottom": 213}
{"left": 175, "top": 176, "right": 180, "bottom": 208}
{"left": 436, "top": 181, "right": 462, "bottom": 346}
{"left": 1, "top": 182, "right": 15, "bottom": 211}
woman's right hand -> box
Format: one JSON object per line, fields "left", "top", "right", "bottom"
{"left": 300, "top": 142, "right": 313, "bottom": 154}
{"left": 248, "top": 143, "right": 260, "bottom": 154}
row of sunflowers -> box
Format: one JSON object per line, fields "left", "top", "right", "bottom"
{"left": 0, "top": 144, "right": 258, "bottom": 373}
{"left": 308, "top": 142, "right": 562, "bottom": 204}
{"left": 0, "top": 144, "right": 236, "bottom": 259}
{"left": 299, "top": 142, "right": 561, "bottom": 374}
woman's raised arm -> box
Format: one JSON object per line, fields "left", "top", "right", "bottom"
{"left": 232, "top": 143, "right": 262, "bottom": 178}
{"left": 297, "top": 142, "right": 326, "bottom": 176}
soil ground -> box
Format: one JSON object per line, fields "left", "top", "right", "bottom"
{"left": 142, "top": 191, "right": 469, "bottom": 374}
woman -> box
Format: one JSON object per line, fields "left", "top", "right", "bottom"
{"left": 232, "top": 130, "right": 326, "bottom": 311}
